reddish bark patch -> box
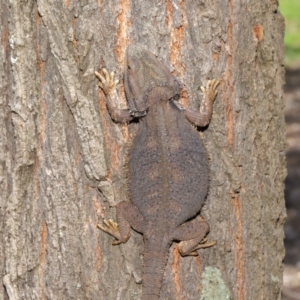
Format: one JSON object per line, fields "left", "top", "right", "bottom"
{"left": 196, "top": 256, "right": 203, "bottom": 294}
{"left": 231, "top": 194, "right": 245, "bottom": 300}
{"left": 95, "top": 242, "right": 102, "bottom": 271}
{"left": 166, "top": 0, "right": 186, "bottom": 75}
{"left": 37, "top": 13, "right": 48, "bottom": 146}
{"left": 213, "top": 52, "right": 220, "bottom": 62}
{"left": 166, "top": 0, "right": 188, "bottom": 105}
{"left": 172, "top": 246, "right": 181, "bottom": 298}
{"left": 1, "top": 25, "right": 8, "bottom": 56}
{"left": 111, "top": 141, "right": 120, "bottom": 171}
{"left": 116, "top": 0, "right": 131, "bottom": 64}
{"left": 227, "top": 2, "right": 245, "bottom": 297}
{"left": 39, "top": 222, "right": 48, "bottom": 297}
{"left": 224, "top": 20, "right": 234, "bottom": 147}
{"left": 220, "top": 76, "right": 234, "bottom": 147}
{"left": 253, "top": 25, "right": 263, "bottom": 42}
{"left": 224, "top": 0, "right": 235, "bottom": 147}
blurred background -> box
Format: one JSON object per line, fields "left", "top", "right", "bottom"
{"left": 279, "top": 0, "right": 300, "bottom": 299}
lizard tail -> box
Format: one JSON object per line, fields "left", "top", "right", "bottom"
{"left": 141, "top": 237, "right": 171, "bottom": 300}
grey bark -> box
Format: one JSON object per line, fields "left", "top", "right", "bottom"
{"left": 0, "top": 0, "right": 286, "bottom": 300}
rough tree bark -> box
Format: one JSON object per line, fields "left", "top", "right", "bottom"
{"left": 0, "top": 0, "right": 286, "bottom": 299}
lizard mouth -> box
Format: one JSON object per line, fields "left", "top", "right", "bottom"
{"left": 125, "top": 89, "right": 149, "bottom": 115}
{"left": 129, "top": 108, "right": 148, "bottom": 118}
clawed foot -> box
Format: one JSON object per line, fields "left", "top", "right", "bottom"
{"left": 193, "top": 237, "right": 216, "bottom": 251}
{"left": 200, "top": 79, "right": 220, "bottom": 101}
{"left": 178, "top": 237, "right": 217, "bottom": 256}
{"left": 95, "top": 68, "right": 119, "bottom": 95}
{"left": 98, "top": 219, "right": 123, "bottom": 245}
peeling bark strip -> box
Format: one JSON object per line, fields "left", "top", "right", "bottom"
{"left": 224, "top": 0, "right": 235, "bottom": 147}
{"left": 225, "top": 1, "right": 246, "bottom": 297}
{"left": 166, "top": 0, "right": 186, "bottom": 75}
{"left": 171, "top": 247, "right": 181, "bottom": 298}
{"left": 0, "top": 0, "right": 285, "bottom": 299}
{"left": 166, "top": 0, "right": 188, "bottom": 106}
{"left": 231, "top": 194, "right": 245, "bottom": 300}
{"left": 116, "top": 0, "right": 131, "bottom": 62}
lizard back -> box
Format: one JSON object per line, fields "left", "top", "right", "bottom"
{"left": 128, "top": 98, "right": 209, "bottom": 229}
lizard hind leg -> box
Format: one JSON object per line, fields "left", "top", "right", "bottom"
{"left": 98, "top": 201, "right": 146, "bottom": 245}
{"left": 172, "top": 215, "right": 216, "bottom": 256}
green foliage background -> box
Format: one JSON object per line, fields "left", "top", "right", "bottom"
{"left": 280, "top": 0, "right": 300, "bottom": 66}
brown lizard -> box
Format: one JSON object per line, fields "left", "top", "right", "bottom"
{"left": 95, "top": 44, "right": 219, "bottom": 300}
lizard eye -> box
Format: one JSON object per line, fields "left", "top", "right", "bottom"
{"left": 127, "top": 65, "right": 131, "bottom": 70}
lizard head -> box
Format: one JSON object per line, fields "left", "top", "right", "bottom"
{"left": 125, "top": 44, "right": 181, "bottom": 117}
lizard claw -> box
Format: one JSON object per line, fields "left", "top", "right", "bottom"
{"left": 95, "top": 68, "right": 119, "bottom": 95}
{"left": 195, "top": 237, "right": 217, "bottom": 250}
{"left": 98, "top": 218, "right": 122, "bottom": 244}
{"left": 178, "top": 237, "right": 216, "bottom": 256}
{"left": 200, "top": 79, "right": 220, "bottom": 100}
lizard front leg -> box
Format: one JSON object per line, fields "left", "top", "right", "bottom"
{"left": 95, "top": 68, "right": 133, "bottom": 123}
{"left": 183, "top": 79, "right": 220, "bottom": 127}
{"left": 98, "top": 201, "right": 146, "bottom": 245}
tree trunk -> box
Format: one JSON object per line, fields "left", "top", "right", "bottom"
{"left": 0, "top": 1, "right": 286, "bottom": 299}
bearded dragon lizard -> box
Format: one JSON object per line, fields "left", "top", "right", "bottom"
{"left": 96, "top": 44, "right": 219, "bottom": 300}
